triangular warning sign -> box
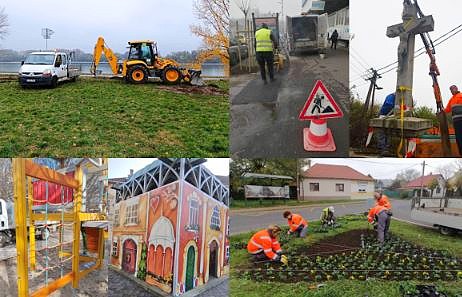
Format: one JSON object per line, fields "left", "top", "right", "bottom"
{"left": 299, "top": 80, "right": 343, "bottom": 120}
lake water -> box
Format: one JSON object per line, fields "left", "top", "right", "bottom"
{"left": 0, "top": 62, "right": 225, "bottom": 77}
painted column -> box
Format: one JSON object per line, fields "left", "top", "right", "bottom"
{"left": 172, "top": 159, "right": 185, "bottom": 297}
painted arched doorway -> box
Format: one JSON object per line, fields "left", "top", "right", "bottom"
{"left": 185, "top": 246, "right": 195, "bottom": 291}
{"left": 122, "top": 239, "right": 137, "bottom": 274}
{"left": 209, "top": 240, "right": 219, "bottom": 278}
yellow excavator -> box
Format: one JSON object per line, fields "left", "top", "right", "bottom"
{"left": 90, "top": 37, "right": 204, "bottom": 85}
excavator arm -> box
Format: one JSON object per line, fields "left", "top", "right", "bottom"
{"left": 90, "top": 37, "right": 119, "bottom": 75}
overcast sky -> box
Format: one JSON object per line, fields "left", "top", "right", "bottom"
{"left": 350, "top": 0, "right": 462, "bottom": 110}
{"left": 108, "top": 158, "right": 229, "bottom": 179}
{"left": 310, "top": 158, "right": 458, "bottom": 180}
{"left": 230, "top": 0, "right": 301, "bottom": 20}
{"left": 0, "top": 0, "right": 202, "bottom": 54}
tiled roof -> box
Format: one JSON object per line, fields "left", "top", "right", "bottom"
{"left": 303, "top": 164, "right": 374, "bottom": 181}
{"left": 404, "top": 174, "right": 442, "bottom": 188}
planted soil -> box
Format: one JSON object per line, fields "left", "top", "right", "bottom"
{"left": 239, "top": 229, "right": 462, "bottom": 283}
{"left": 156, "top": 84, "right": 227, "bottom": 96}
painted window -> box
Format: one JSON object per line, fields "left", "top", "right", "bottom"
{"left": 436, "top": 187, "right": 441, "bottom": 194}
{"left": 112, "top": 241, "right": 118, "bottom": 257}
{"left": 210, "top": 206, "right": 221, "bottom": 230}
{"left": 125, "top": 204, "right": 139, "bottom": 225}
{"left": 226, "top": 246, "right": 230, "bottom": 260}
{"left": 335, "top": 183, "right": 344, "bottom": 192}
{"left": 189, "top": 198, "right": 199, "bottom": 226}
{"left": 114, "top": 209, "right": 119, "bottom": 227}
{"left": 310, "top": 183, "right": 319, "bottom": 192}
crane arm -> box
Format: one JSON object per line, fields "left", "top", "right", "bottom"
{"left": 90, "top": 37, "right": 119, "bottom": 75}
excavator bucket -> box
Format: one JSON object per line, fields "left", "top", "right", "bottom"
{"left": 189, "top": 70, "right": 204, "bottom": 86}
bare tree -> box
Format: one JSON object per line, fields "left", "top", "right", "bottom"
{"left": 191, "top": 0, "right": 230, "bottom": 75}
{"left": 0, "top": 159, "right": 13, "bottom": 201}
{"left": 0, "top": 7, "right": 8, "bottom": 40}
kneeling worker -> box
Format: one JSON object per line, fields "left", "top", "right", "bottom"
{"left": 367, "top": 204, "right": 392, "bottom": 245}
{"left": 283, "top": 211, "right": 308, "bottom": 237}
{"left": 247, "top": 225, "right": 288, "bottom": 264}
{"left": 320, "top": 206, "right": 336, "bottom": 228}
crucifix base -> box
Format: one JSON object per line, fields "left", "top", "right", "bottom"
{"left": 369, "top": 117, "right": 433, "bottom": 138}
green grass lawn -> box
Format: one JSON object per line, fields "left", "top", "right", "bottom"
{"left": 0, "top": 78, "right": 229, "bottom": 156}
{"left": 230, "top": 215, "right": 462, "bottom": 297}
{"left": 231, "top": 199, "right": 355, "bottom": 209}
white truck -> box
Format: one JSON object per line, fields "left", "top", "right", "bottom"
{"left": 0, "top": 198, "right": 57, "bottom": 247}
{"left": 410, "top": 196, "right": 462, "bottom": 235}
{"left": 18, "top": 51, "right": 80, "bottom": 88}
{"left": 286, "top": 14, "right": 328, "bottom": 55}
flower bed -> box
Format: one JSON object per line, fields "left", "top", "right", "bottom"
{"left": 239, "top": 229, "right": 462, "bottom": 283}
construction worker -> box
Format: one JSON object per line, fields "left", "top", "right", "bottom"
{"left": 377, "top": 92, "right": 396, "bottom": 155}
{"left": 247, "top": 225, "right": 288, "bottom": 264}
{"left": 330, "top": 29, "right": 339, "bottom": 50}
{"left": 255, "top": 23, "right": 278, "bottom": 84}
{"left": 320, "top": 206, "right": 336, "bottom": 228}
{"left": 444, "top": 85, "right": 462, "bottom": 156}
{"left": 374, "top": 192, "right": 392, "bottom": 209}
{"left": 367, "top": 204, "right": 392, "bottom": 245}
{"left": 283, "top": 211, "right": 308, "bottom": 238}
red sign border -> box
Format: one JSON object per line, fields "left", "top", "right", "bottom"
{"left": 298, "top": 80, "right": 344, "bottom": 120}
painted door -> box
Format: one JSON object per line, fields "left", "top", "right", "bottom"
{"left": 185, "top": 246, "right": 195, "bottom": 291}
{"left": 209, "top": 241, "right": 218, "bottom": 278}
{"left": 122, "top": 239, "right": 137, "bottom": 274}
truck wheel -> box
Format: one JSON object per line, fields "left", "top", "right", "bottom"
{"left": 40, "top": 227, "right": 50, "bottom": 240}
{"left": 162, "top": 66, "right": 181, "bottom": 85}
{"left": 439, "top": 226, "right": 454, "bottom": 235}
{"left": 0, "top": 232, "right": 8, "bottom": 247}
{"left": 127, "top": 66, "right": 148, "bottom": 84}
{"left": 50, "top": 76, "right": 58, "bottom": 88}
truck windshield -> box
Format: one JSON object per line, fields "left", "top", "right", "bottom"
{"left": 24, "top": 54, "right": 56, "bottom": 65}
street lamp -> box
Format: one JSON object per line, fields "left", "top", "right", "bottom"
{"left": 41, "top": 28, "right": 54, "bottom": 50}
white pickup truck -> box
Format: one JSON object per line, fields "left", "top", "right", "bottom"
{"left": 18, "top": 51, "right": 80, "bottom": 88}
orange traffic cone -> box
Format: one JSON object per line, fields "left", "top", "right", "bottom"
{"left": 303, "top": 118, "right": 336, "bottom": 151}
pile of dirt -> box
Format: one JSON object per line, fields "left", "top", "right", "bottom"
{"left": 156, "top": 84, "right": 227, "bottom": 96}
{"left": 300, "top": 229, "right": 375, "bottom": 256}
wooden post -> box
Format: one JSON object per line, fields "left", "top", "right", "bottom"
{"left": 72, "top": 165, "right": 83, "bottom": 288}
{"left": 13, "top": 158, "right": 29, "bottom": 296}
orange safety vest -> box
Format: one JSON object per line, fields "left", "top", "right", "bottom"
{"left": 367, "top": 205, "right": 388, "bottom": 223}
{"left": 444, "top": 92, "right": 462, "bottom": 121}
{"left": 247, "top": 229, "right": 282, "bottom": 260}
{"left": 376, "top": 195, "right": 392, "bottom": 209}
{"left": 287, "top": 214, "right": 308, "bottom": 232}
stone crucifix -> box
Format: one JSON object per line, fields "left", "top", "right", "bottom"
{"left": 386, "top": 1, "right": 434, "bottom": 116}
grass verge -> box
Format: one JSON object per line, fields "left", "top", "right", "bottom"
{"left": 231, "top": 199, "right": 354, "bottom": 209}
{"left": 0, "top": 78, "right": 228, "bottom": 156}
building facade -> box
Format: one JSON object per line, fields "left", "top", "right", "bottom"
{"left": 110, "top": 159, "right": 229, "bottom": 296}
{"left": 300, "top": 163, "right": 374, "bottom": 200}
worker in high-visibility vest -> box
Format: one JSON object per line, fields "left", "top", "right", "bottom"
{"left": 367, "top": 204, "right": 392, "bottom": 245}
{"left": 255, "top": 23, "right": 278, "bottom": 84}
{"left": 247, "top": 225, "right": 288, "bottom": 264}
{"left": 320, "top": 206, "right": 336, "bottom": 228}
{"left": 374, "top": 192, "right": 392, "bottom": 209}
{"left": 283, "top": 211, "right": 308, "bottom": 238}
{"left": 444, "top": 85, "right": 462, "bottom": 156}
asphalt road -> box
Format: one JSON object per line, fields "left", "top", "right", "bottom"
{"left": 230, "top": 198, "right": 428, "bottom": 235}
{"left": 230, "top": 48, "right": 349, "bottom": 157}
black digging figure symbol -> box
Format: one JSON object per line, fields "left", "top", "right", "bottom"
{"left": 311, "top": 94, "right": 334, "bottom": 114}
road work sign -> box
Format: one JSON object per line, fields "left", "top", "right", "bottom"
{"left": 299, "top": 80, "right": 343, "bottom": 120}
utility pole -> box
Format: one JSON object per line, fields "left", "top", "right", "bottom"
{"left": 419, "top": 160, "right": 426, "bottom": 201}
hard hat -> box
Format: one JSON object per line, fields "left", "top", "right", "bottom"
{"left": 328, "top": 206, "right": 334, "bottom": 212}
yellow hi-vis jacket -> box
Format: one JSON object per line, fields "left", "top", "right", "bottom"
{"left": 255, "top": 28, "right": 273, "bottom": 52}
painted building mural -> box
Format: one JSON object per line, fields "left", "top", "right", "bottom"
{"left": 110, "top": 159, "right": 229, "bottom": 296}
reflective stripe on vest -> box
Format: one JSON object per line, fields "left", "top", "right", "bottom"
{"left": 255, "top": 28, "right": 273, "bottom": 52}
{"left": 452, "top": 104, "right": 462, "bottom": 121}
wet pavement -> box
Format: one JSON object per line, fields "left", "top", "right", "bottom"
{"left": 231, "top": 47, "right": 349, "bottom": 157}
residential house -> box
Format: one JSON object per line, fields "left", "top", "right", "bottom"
{"left": 300, "top": 163, "right": 374, "bottom": 200}
{"left": 403, "top": 174, "right": 445, "bottom": 198}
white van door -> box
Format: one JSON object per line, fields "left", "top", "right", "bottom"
{"left": 55, "top": 54, "right": 67, "bottom": 79}
{"left": 318, "top": 13, "right": 328, "bottom": 49}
